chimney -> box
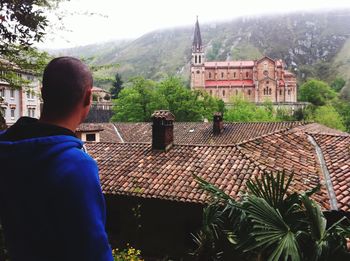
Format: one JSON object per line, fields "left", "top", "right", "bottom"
{"left": 151, "top": 110, "right": 175, "bottom": 151}
{"left": 213, "top": 112, "right": 223, "bottom": 135}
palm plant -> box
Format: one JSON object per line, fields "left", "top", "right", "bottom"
{"left": 193, "top": 171, "right": 350, "bottom": 261}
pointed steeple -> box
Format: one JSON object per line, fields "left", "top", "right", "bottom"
{"left": 192, "top": 16, "right": 202, "bottom": 52}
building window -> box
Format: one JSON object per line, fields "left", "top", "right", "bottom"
{"left": 248, "top": 90, "right": 251, "bottom": 95}
{"left": 269, "top": 88, "right": 272, "bottom": 95}
{"left": 0, "top": 88, "right": 4, "bottom": 97}
{"left": 209, "top": 72, "right": 212, "bottom": 79}
{"left": 266, "top": 81, "right": 269, "bottom": 84}
{"left": 246, "top": 72, "right": 249, "bottom": 78}
{"left": 223, "top": 90, "right": 225, "bottom": 97}
{"left": 195, "top": 55, "right": 197, "bottom": 63}
{"left": 10, "top": 108, "right": 15, "bottom": 119}
{"left": 221, "top": 72, "right": 224, "bottom": 78}
{"left": 196, "top": 70, "right": 200, "bottom": 74}
{"left": 288, "top": 90, "right": 291, "bottom": 95}
{"left": 234, "top": 72, "right": 236, "bottom": 78}
{"left": 199, "top": 55, "right": 201, "bottom": 64}
{"left": 10, "top": 89, "right": 14, "bottom": 99}
{"left": 280, "top": 90, "right": 282, "bottom": 95}
{"left": 86, "top": 133, "right": 96, "bottom": 142}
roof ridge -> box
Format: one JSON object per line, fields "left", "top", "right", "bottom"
{"left": 235, "top": 122, "right": 305, "bottom": 146}
{"left": 308, "top": 132, "right": 350, "bottom": 137}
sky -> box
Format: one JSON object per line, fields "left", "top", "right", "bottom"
{"left": 39, "top": 0, "right": 350, "bottom": 49}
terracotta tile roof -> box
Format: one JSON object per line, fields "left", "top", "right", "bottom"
{"left": 85, "top": 122, "right": 349, "bottom": 211}
{"left": 238, "top": 131, "right": 330, "bottom": 209}
{"left": 86, "top": 143, "right": 261, "bottom": 203}
{"left": 76, "top": 123, "right": 104, "bottom": 132}
{"left": 77, "top": 123, "right": 121, "bottom": 143}
{"left": 312, "top": 134, "right": 350, "bottom": 211}
{"left": 291, "top": 123, "right": 350, "bottom": 136}
{"left": 205, "top": 80, "right": 255, "bottom": 87}
{"left": 113, "top": 121, "right": 304, "bottom": 145}
{"left": 205, "top": 61, "right": 254, "bottom": 68}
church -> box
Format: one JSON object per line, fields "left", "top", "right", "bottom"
{"left": 190, "top": 18, "right": 298, "bottom": 103}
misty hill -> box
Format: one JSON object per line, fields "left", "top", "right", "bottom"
{"left": 50, "top": 10, "right": 350, "bottom": 94}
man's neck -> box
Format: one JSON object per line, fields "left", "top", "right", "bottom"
{"left": 39, "top": 115, "right": 80, "bottom": 133}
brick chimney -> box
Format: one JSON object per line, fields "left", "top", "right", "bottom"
{"left": 151, "top": 110, "right": 175, "bottom": 151}
{"left": 213, "top": 112, "right": 223, "bottom": 135}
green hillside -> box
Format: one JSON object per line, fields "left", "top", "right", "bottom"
{"left": 48, "top": 10, "right": 350, "bottom": 91}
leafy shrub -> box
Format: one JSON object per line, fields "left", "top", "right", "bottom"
{"left": 112, "top": 245, "right": 144, "bottom": 261}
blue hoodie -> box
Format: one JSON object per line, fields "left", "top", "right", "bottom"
{"left": 0, "top": 118, "right": 113, "bottom": 261}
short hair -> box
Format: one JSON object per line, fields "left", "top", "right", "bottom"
{"left": 42, "top": 57, "right": 93, "bottom": 118}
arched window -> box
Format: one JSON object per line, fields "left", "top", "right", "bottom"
{"left": 248, "top": 90, "right": 251, "bottom": 95}
{"left": 209, "top": 72, "right": 212, "bottom": 79}
{"left": 199, "top": 55, "right": 201, "bottom": 64}
{"left": 221, "top": 72, "right": 224, "bottom": 78}
{"left": 269, "top": 88, "right": 272, "bottom": 95}
{"left": 263, "top": 89, "right": 266, "bottom": 95}
{"left": 195, "top": 55, "right": 197, "bottom": 64}
{"left": 246, "top": 72, "right": 249, "bottom": 78}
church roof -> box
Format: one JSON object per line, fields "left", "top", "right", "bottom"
{"left": 205, "top": 61, "right": 254, "bottom": 68}
{"left": 192, "top": 17, "right": 202, "bottom": 50}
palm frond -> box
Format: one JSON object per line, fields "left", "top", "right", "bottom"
{"left": 246, "top": 171, "right": 293, "bottom": 210}
{"left": 244, "top": 196, "right": 301, "bottom": 261}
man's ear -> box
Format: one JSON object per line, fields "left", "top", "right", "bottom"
{"left": 83, "top": 88, "right": 92, "bottom": 107}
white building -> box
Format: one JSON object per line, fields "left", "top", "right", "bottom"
{"left": 0, "top": 71, "right": 41, "bottom": 126}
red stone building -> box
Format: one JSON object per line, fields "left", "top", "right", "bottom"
{"left": 190, "top": 18, "right": 298, "bottom": 103}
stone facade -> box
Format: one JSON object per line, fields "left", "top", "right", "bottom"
{"left": 190, "top": 19, "right": 297, "bottom": 103}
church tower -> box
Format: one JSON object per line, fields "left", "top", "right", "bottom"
{"left": 190, "top": 17, "right": 205, "bottom": 90}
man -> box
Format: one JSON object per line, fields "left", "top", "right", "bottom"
{"left": 0, "top": 57, "right": 113, "bottom": 261}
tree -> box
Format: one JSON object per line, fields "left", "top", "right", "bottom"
{"left": 0, "top": 1, "right": 64, "bottom": 123}
{"left": 333, "top": 99, "right": 350, "bottom": 132}
{"left": 193, "top": 172, "right": 350, "bottom": 261}
{"left": 225, "top": 95, "right": 277, "bottom": 122}
{"left": 112, "top": 77, "right": 167, "bottom": 122}
{"left": 112, "top": 76, "right": 222, "bottom": 122}
{"left": 299, "top": 79, "right": 337, "bottom": 106}
{"left": 309, "top": 105, "right": 346, "bottom": 131}
{"left": 157, "top": 77, "right": 220, "bottom": 122}
{"left": 110, "top": 73, "right": 124, "bottom": 99}
{"left": 330, "top": 77, "right": 346, "bottom": 92}
{"left": 0, "top": 0, "right": 62, "bottom": 77}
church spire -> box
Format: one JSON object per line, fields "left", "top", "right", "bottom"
{"left": 192, "top": 16, "right": 202, "bottom": 52}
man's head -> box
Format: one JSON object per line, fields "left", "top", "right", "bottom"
{"left": 41, "top": 57, "right": 93, "bottom": 123}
